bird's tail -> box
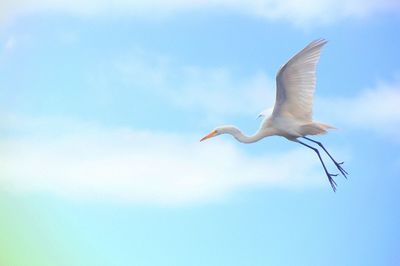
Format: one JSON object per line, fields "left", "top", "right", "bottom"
{"left": 300, "top": 122, "right": 336, "bottom": 136}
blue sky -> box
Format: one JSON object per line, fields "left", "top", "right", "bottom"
{"left": 0, "top": 1, "right": 400, "bottom": 265}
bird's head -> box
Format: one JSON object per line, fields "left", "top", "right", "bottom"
{"left": 200, "top": 126, "right": 239, "bottom": 142}
{"left": 257, "top": 107, "right": 273, "bottom": 120}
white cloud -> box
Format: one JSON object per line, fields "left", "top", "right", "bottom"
{"left": 1, "top": 0, "right": 399, "bottom": 26}
{"left": 87, "top": 50, "right": 400, "bottom": 142}
{"left": 100, "top": 52, "right": 276, "bottom": 122}
{"left": 173, "top": 68, "right": 275, "bottom": 118}
{"left": 6, "top": 46, "right": 397, "bottom": 204}
{"left": 317, "top": 78, "right": 400, "bottom": 141}
{"left": 127, "top": 48, "right": 400, "bottom": 141}
{"left": 0, "top": 115, "right": 324, "bottom": 205}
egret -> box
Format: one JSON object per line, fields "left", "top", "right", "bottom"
{"left": 200, "top": 39, "right": 347, "bottom": 192}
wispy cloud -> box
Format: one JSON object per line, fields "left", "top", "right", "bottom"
{"left": 111, "top": 53, "right": 275, "bottom": 119}
{"left": 2, "top": 43, "right": 396, "bottom": 204}
{"left": 89, "top": 50, "right": 400, "bottom": 140}
{"left": 1, "top": 0, "right": 399, "bottom": 26}
{"left": 0, "top": 115, "right": 323, "bottom": 205}
{"left": 317, "top": 77, "right": 400, "bottom": 141}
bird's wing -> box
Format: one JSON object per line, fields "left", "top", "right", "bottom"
{"left": 272, "top": 39, "right": 327, "bottom": 121}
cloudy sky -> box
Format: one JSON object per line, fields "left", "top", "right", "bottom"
{"left": 1, "top": 1, "right": 399, "bottom": 265}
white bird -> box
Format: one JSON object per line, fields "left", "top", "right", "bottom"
{"left": 200, "top": 39, "right": 347, "bottom": 192}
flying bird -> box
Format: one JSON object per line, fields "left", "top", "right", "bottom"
{"left": 200, "top": 39, "right": 347, "bottom": 192}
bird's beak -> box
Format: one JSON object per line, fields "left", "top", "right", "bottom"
{"left": 200, "top": 130, "right": 217, "bottom": 142}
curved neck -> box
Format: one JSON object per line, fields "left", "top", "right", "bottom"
{"left": 227, "top": 127, "right": 271, "bottom": 144}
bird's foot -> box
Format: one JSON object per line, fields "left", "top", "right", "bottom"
{"left": 334, "top": 161, "right": 349, "bottom": 178}
{"left": 327, "top": 172, "right": 338, "bottom": 192}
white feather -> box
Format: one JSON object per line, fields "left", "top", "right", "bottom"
{"left": 272, "top": 39, "right": 327, "bottom": 122}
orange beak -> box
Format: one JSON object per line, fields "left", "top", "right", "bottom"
{"left": 200, "top": 130, "right": 217, "bottom": 142}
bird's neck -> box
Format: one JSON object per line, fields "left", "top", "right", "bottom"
{"left": 227, "top": 126, "right": 273, "bottom": 144}
{"left": 233, "top": 132, "right": 262, "bottom": 143}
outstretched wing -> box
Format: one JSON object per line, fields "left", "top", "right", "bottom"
{"left": 272, "top": 39, "right": 327, "bottom": 121}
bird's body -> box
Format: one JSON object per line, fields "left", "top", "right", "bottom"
{"left": 211, "top": 117, "right": 332, "bottom": 143}
{"left": 200, "top": 39, "right": 348, "bottom": 191}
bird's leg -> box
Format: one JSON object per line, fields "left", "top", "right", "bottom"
{"left": 303, "top": 137, "right": 348, "bottom": 179}
{"left": 297, "top": 140, "right": 338, "bottom": 192}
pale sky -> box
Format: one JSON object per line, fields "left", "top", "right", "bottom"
{"left": 1, "top": 1, "right": 399, "bottom": 265}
